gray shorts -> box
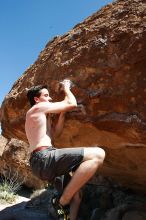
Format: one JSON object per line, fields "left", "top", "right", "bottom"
{"left": 29, "top": 146, "right": 84, "bottom": 183}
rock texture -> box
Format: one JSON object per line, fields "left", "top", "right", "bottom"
{"left": 1, "top": 178, "right": 146, "bottom": 220}
{"left": 1, "top": 0, "right": 146, "bottom": 191}
{"left": 0, "top": 136, "right": 46, "bottom": 189}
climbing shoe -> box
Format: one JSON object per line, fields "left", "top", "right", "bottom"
{"left": 49, "top": 195, "right": 70, "bottom": 220}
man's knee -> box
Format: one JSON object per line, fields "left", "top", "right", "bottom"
{"left": 95, "top": 147, "right": 105, "bottom": 164}
{"left": 83, "top": 147, "right": 105, "bottom": 163}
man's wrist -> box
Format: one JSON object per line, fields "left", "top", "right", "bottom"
{"left": 64, "top": 87, "right": 71, "bottom": 94}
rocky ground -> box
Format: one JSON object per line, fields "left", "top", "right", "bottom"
{"left": 0, "top": 187, "right": 50, "bottom": 220}
{"left": 1, "top": 177, "right": 146, "bottom": 220}
{"left": 0, "top": 196, "right": 29, "bottom": 211}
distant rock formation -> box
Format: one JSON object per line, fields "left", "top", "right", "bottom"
{"left": 1, "top": 0, "right": 146, "bottom": 191}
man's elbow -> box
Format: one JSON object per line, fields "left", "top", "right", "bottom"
{"left": 67, "top": 100, "right": 77, "bottom": 108}
{"left": 70, "top": 103, "right": 77, "bottom": 108}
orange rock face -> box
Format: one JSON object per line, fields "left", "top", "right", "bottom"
{"left": 1, "top": 0, "right": 146, "bottom": 190}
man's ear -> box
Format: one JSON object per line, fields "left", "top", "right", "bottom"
{"left": 34, "top": 96, "right": 39, "bottom": 103}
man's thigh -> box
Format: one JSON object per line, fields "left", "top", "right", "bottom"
{"left": 54, "top": 147, "right": 84, "bottom": 176}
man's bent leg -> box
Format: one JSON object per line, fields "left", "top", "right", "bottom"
{"left": 70, "top": 190, "right": 82, "bottom": 220}
{"left": 59, "top": 147, "right": 105, "bottom": 207}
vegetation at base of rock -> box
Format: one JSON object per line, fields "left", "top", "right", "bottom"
{"left": 0, "top": 188, "right": 17, "bottom": 204}
{"left": 0, "top": 169, "right": 25, "bottom": 204}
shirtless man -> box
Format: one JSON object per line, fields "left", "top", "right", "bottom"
{"left": 25, "top": 80, "right": 105, "bottom": 220}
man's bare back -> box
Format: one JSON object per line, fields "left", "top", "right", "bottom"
{"left": 25, "top": 104, "right": 52, "bottom": 153}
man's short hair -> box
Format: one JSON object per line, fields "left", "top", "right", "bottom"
{"left": 27, "top": 85, "right": 48, "bottom": 106}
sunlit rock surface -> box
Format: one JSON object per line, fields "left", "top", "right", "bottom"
{"left": 0, "top": 136, "right": 46, "bottom": 189}
{"left": 1, "top": 0, "right": 146, "bottom": 191}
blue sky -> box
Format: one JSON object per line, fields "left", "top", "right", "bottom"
{"left": 0, "top": 0, "right": 113, "bottom": 106}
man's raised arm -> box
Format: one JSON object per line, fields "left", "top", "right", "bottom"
{"left": 61, "top": 79, "right": 77, "bottom": 107}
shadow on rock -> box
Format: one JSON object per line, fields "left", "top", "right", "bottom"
{"left": 0, "top": 201, "right": 54, "bottom": 220}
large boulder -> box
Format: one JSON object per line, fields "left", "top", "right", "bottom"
{"left": 1, "top": 0, "right": 146, "bottom": 191}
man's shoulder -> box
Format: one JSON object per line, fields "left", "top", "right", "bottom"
{"left": 32, "top": 102, "right": 52, "bottom": 114}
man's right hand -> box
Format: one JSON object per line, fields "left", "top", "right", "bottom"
{"left": 60, "top": 79, "right": 72, "bottom": 91}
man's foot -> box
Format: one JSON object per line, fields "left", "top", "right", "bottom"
{"left": 49, "top": 194, "right": 70, "bottom": 220}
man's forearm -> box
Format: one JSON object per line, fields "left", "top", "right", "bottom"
{"left": 61, "top": 79, "right": 77, "bottom": 107}
{"left": 53, "top": 112, "right": 65, "bottom": 138}
{"left": 64, "top": 88, "right": 77, "bottom": 106}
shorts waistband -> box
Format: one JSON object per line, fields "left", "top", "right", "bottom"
{"left": 31, "top": 146, "right": 50, "bottom": 154}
